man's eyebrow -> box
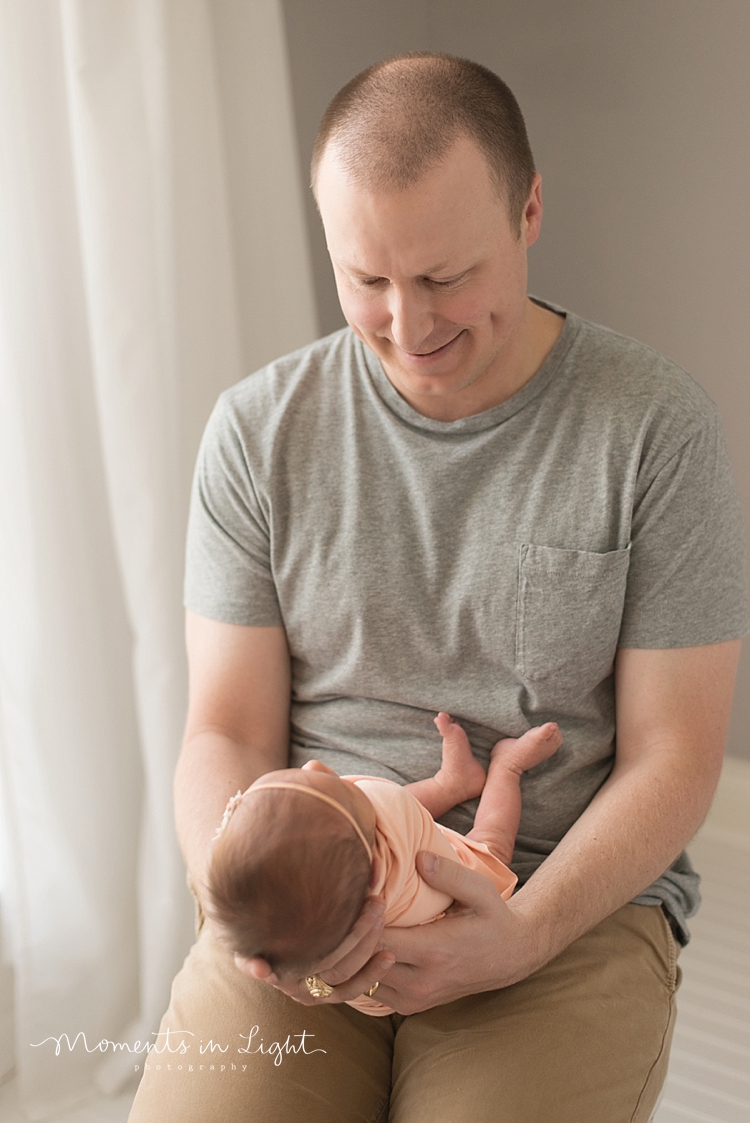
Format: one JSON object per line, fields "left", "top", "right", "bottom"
{"left": 345, "top": 265, "right": 380, "bottom": 278}
{"left": 422, "top": 262, "right": 463, "bottom": 274}
{"left": 343, "top": 261, "right": 470, "bottom": 278}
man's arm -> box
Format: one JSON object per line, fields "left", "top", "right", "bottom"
{"left": 367, "top": 638, "right": 741, "bottom": 1013}
{"left": 182, "top": 610, "right": 391, "bottom": 987}
{"left": 507, "top": 638, "right": 741, "bottom": 958}
{"left": 175, "top": 610, "right": 292, "bottom": 904}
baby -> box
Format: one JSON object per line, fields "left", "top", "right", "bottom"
{"left": 206, "top": 714, "right": 561, "bottom": 1015}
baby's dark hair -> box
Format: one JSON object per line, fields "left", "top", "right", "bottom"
{"left": 206, "top": 788, "right": 372, "bottom": 976}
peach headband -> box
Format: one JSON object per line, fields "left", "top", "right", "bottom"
{"left": 214, "top": 781, "right": 373, "bottom": 863}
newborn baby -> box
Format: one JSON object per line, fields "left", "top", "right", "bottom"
{"left": 206, "top": 714, "right": 561, "bottom": 1015}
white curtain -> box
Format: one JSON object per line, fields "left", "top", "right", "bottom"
{"left": 0, "top": 0, "right": 317, "bottom": 1117}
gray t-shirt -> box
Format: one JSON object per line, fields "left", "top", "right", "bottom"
{"left": 185, "top": 300, "right": 748, "bottom": 943}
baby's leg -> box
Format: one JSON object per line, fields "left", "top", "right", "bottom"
{"left": 406, "top": 713, "right": 486, "bottom": 821}
{"left": 468, "top": 724, "right": 562, "bottom": 865}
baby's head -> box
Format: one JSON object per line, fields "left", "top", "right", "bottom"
{"left": 206, "top": 763, "right": 376, "bottom": 977}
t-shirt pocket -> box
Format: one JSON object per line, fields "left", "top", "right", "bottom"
{"left": 515, "top": 543, "right": 631, "bottom": 705}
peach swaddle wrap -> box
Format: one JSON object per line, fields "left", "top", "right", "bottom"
{"left": 344, "top": 776, "right": 517, "bottom": 1016}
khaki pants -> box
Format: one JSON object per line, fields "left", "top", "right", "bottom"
{"left": 128, "top": 902, "right": 679, "bottom": 1123}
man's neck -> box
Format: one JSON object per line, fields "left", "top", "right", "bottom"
{"left": 384, "top": 299, "right": 565, "bottom": 423}
{"left": 490, "top": 298, "right": 565, "bottom": 406}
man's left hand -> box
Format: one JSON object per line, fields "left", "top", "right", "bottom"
{"left": 373, "top": 851, "right": 538, "bottom": 1015}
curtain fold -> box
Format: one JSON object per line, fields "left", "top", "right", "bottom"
{"left": 0, "top": 0, "right": 317, "bottom": 1116}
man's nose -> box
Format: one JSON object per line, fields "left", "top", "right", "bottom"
{"left": 388, "top": 285, "right": 435, "bottom": 353}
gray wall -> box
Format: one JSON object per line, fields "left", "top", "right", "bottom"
{"left": 281, "top": 0, "right": 750, "bottom": 760}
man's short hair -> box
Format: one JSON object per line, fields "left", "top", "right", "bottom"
{"left": 311, "top": 53, "right": 536, "bottom": 232}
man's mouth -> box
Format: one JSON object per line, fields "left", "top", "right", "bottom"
{"left": 402, "top": 332, "right": 464, "bottom": 359}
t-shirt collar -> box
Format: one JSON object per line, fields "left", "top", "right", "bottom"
{"left": 360, "top": 297, "right": 579, "bottom": 434}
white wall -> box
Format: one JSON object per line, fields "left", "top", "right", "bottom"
{"left": 282, "top": 0, "right": 750, "bottom": 760}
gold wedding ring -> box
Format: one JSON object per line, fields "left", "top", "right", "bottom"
{"left": 364, "top": 981, "right": 379, "bottom": 998}
{"left": 305, "top": 974, "right": 334, "bottom": 999}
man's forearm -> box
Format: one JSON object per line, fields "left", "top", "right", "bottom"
{"left": 177, "top": 616, "right": 292, "bottom": 906}
{"left": 376, "top": 642, "right": 740, "bottom": 1014}
{"left": 379, "top": 742, "right": 724, "bottom": 1012}
{"left": 507, "top": 746, "right": 719, "bottom": 973}
{"left": 174, "top": 731, "right": 287, "bottom": 899}
{"left": 506, "top": 640, "right": 739, "bottom": 977}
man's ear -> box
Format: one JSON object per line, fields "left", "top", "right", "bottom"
{"left": 520, "top": 173, "right": 543, "bottom": 248}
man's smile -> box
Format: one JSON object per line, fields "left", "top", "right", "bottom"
{"left": 393, "top": 331, "right": 466, "bottom": 363}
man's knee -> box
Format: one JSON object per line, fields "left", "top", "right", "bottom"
{"left": 128, "top": 930, "right": 395, "bottom": 1123}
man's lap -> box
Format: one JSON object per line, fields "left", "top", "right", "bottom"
{"left": 128, "top": 920, "right": 394, "bottom": 1123}
{"left": 127, "top": 902, "right": 679, "bottom": 1123}
{"left": 390, "top": 902, "right": 679, "bottom": 1123}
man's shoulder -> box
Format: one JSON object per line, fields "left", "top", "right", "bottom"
{"left": 550, "top": 302, "right": 721, "bottom": 438}
{"left": 218, "top": 327, "right": 360, "bottom": 417}
{"left": 198, "top": 328, "right": 366, "bottom": 461}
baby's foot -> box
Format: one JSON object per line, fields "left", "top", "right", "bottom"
{"left": 490, "top": 723, "right": 562, "bottom": 776}
{"left": 434, "top": 712, "right": 487, "bottom": 802}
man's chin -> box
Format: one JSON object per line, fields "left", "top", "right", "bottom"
{"left": 384, "top": 364, "right": 480, "bottom": 410}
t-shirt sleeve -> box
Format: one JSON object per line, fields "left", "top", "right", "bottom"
{"left": 184, "top": 394, "right": 283, "bottom": 626}
{"left": 618, "top": 408, "right": 748, "bottom": 647}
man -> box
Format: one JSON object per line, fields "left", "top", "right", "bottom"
{"left": 129, "top": 54, "right": 746, "bottom": 1122}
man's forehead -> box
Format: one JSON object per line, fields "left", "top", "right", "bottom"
{"left": 317, "top": 131, "right": 497, "bottom": 196}
{"left": 325, "top": 211, "right": 482, "bottom": 278}
{"left": 319, "top": 179, "right": 505, "bottom": 279}
{"left": 316, "top": 136, "right": 511, "bottom": 251}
